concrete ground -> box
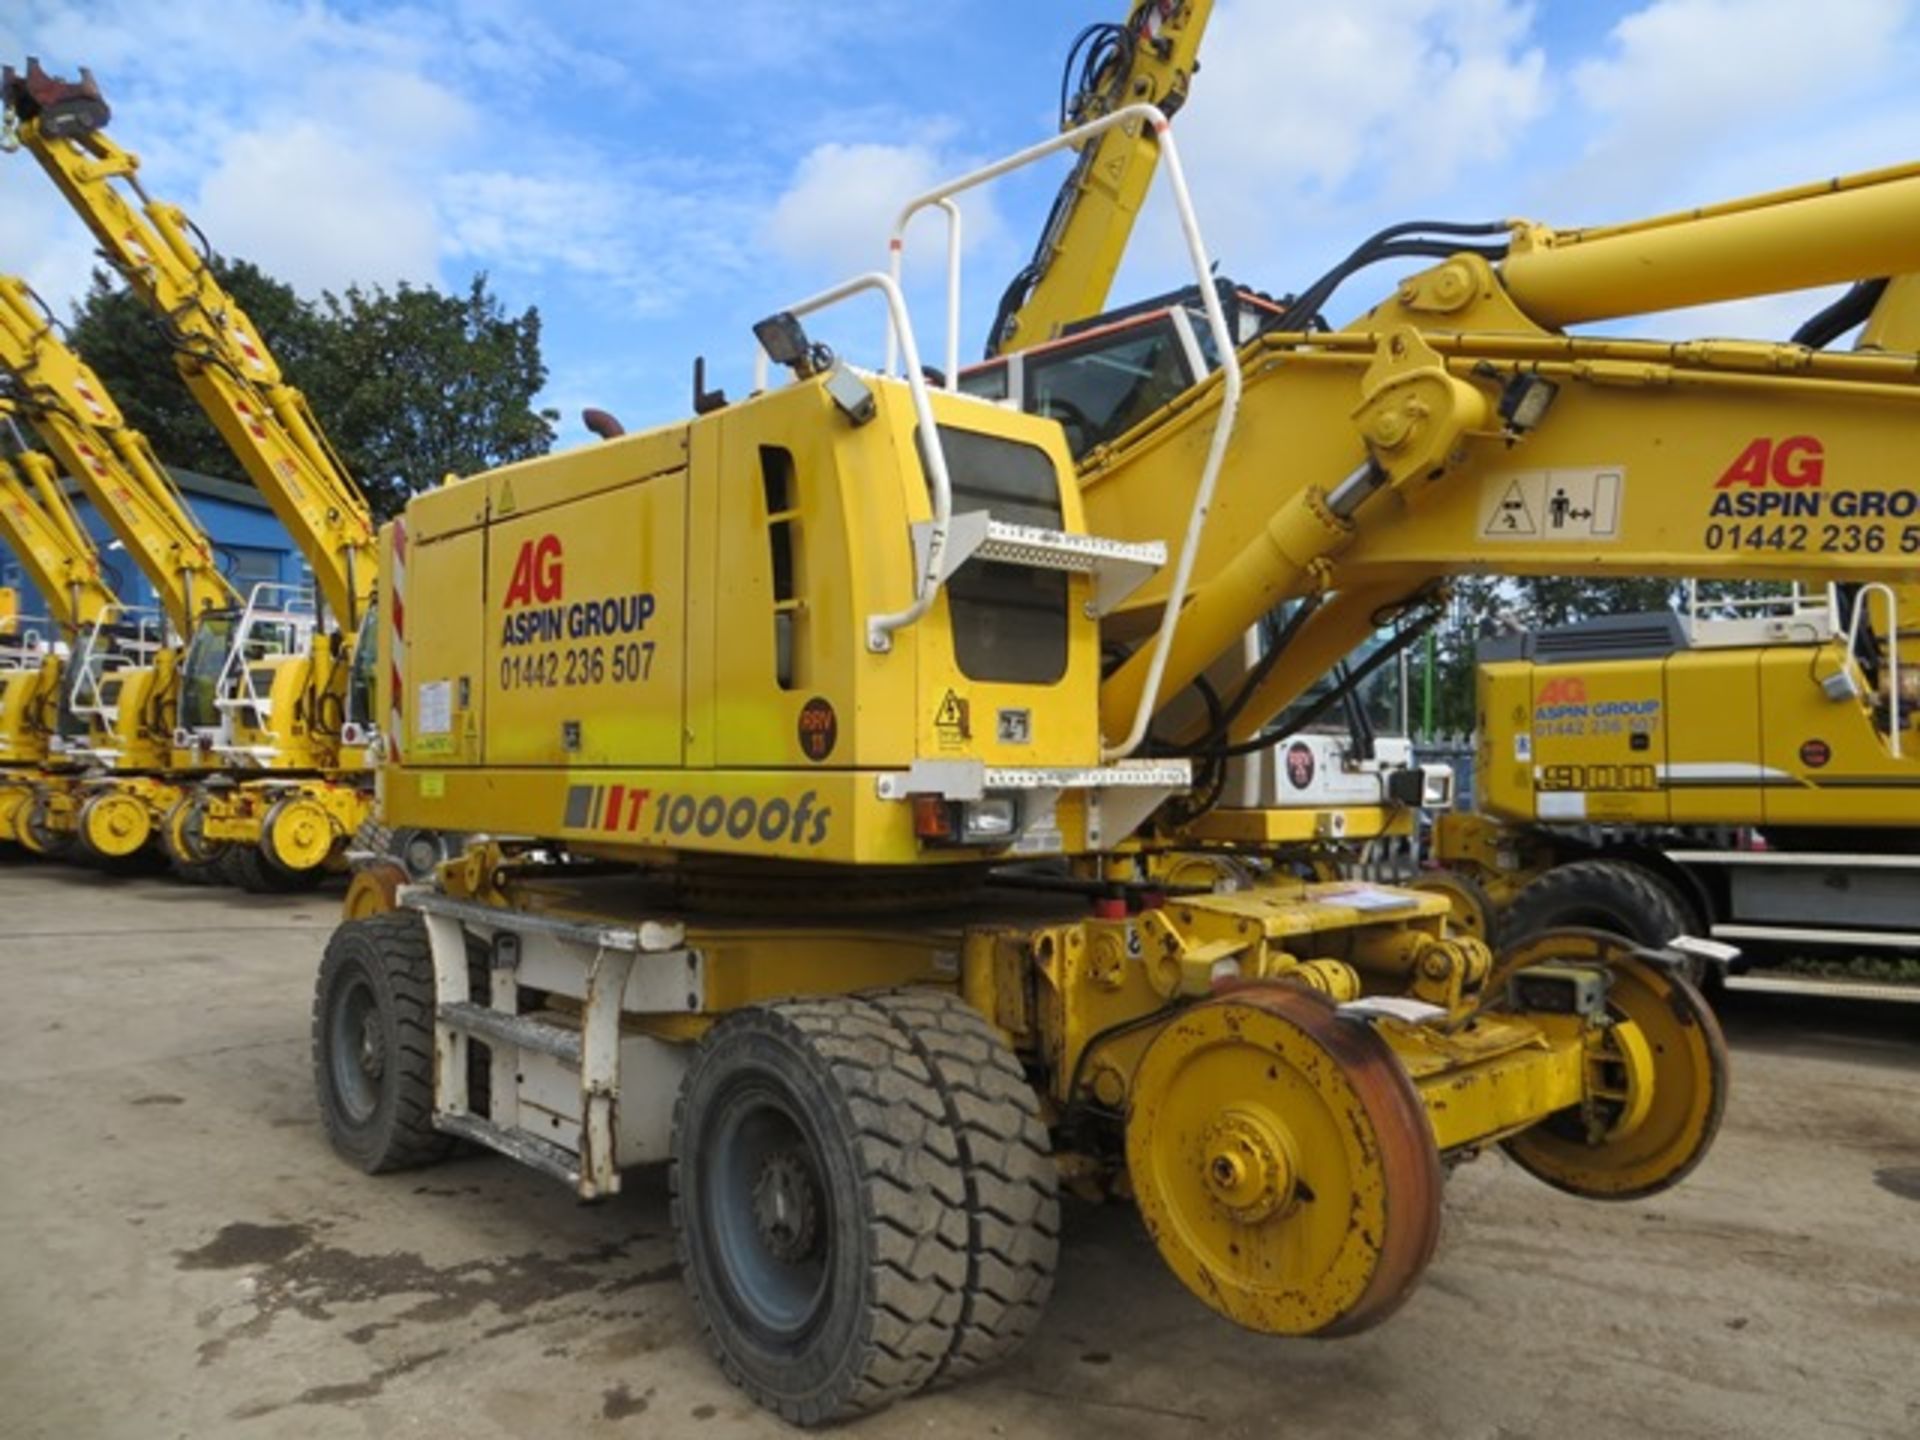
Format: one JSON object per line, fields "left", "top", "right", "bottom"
{"left": 2, "top": 860, "right": 1917, "bottom": 1440}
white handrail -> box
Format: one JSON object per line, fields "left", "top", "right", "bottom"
{"left": 750, "top": 271, "right": 953, "bottom": 652}
{"left": 883, "top": 198, "right": 963, "bottom": 387}
{"left": 1846, "top": 581, "right": 1902, "bottom": 758}
{"left": 882, "top": 103, "right": 1240, "bottom": 759}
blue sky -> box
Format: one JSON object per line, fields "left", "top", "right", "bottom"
{"left": 6, "top": 0, "right": 1920, "bottom": 455}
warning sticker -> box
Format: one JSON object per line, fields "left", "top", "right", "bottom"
{"left": 1480, "top": 468, "right": 1623, "bottom": 541}
{"left": 417, "top": 679, "right": 453, "bottom": 735}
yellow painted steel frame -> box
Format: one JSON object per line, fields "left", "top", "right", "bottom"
{"left": 382, "top": 380, "right": 1106, "bottom": 865}
{"left": 200, "top": 776, "right": 371, "bottom": 874}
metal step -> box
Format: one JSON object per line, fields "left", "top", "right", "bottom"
{"left": 1724, "top": 972, "right": 1920, "bottom": 1005}
{"left": 913, "top": 511, "right": 1165, "bottom": 615}
{"left": 439, "top": 1001, "right": 583, "bottom": 1064}
{"left": 435, "top": 1110, "right": 581, "bottom": 1186}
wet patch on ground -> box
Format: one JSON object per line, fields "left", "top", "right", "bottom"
{"left": 177, "top": 1215, "right": 682, "bottom": 1412}
{"left": 229, "top": 1348, "right": 451, "bottom": 1420}
{"left": 602, "top": 1382, "right": 654, "bottom": 1419}
{"left": 1875, "top": 1165, "right": 1920, "bottom": 1202}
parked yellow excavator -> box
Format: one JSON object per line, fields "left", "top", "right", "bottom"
{"left": 0, "top": 275, "right": 242, "bottom": 870}
{"left": 1432, "top": 278, "right": 1920, "bottom": 977}
{"left": 0, "top": 394, "right": 119, "bottom": 851}
{"left": 5, "top": 59, "right": 382, "bottom": 890}
{"left": 22, "top": 4, "right": 1920, "bottom": 1425}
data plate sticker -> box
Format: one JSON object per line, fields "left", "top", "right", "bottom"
{"left": 1480, "top": 468, "right": 1623, "bottom": 541}
{"left": 417, "top": 679, "right": 453, "bottom": 735}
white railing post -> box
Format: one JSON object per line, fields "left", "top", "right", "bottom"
{"left": 880, "top": 104, "right": 1238, "bottom": 758}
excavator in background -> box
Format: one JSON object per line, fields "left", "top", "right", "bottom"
{"left": 0, "top": 274, "right": 242, "bottom": 871}
{"left": 4, "top": 59, "right": 381, "bottom": 891}
{"left": 0, "top": 398, "right": 120, "bottom": 852}
{"left": 985, "top": 0, "right": 1211, "bottom": 357}
{"left": 1430, "top": 278, "right": 1920, "bottom": 976}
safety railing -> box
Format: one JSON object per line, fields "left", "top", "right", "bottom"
{"left": 1684, "top": 578, "right": 1836, "bottom": 647}
{"left": 880, "top": 103, "right": 1241, "bottom": 759}
{"left": 209, "top": 581, "right": 318, "bottom": 761}
{"left": 750, "top": 271, "right": 950, "bottom": 652}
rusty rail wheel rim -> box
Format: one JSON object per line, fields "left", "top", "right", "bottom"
{"left": 1126, "top": 984, "right": 1443, "bottom": 1337}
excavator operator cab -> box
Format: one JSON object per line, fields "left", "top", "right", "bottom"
{"left": 173, "top": 584, "right": 317, "bottom": 760}
{"left": 340, "top": 600, "right": 378, "bottom": 750}
{"left": 64, "top": 604, "right": 165, "bottom": 756}
{"left": 958, "top": 280, "right": 1280, "bottom": 460}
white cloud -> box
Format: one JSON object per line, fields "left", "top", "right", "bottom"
{"left": 195, "top": 124, "right": 442, "bottom": 294}
{"left": 766, "top": 140, "right": 1002, "bottom": 280}
{"left": 1148, "top": 0, "right": 1546, "bottom": 269}
{"left": 1563, "top": 0, "right": 1914, "bottom": 209}
{"left": 441, "top": 166, "right": 762, "bottom": 316}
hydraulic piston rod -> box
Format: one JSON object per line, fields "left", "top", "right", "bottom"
{"left": 1501, "top": 162, "right": 1920, "bottom": 328}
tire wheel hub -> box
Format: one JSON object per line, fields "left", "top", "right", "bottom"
{"left": 751, "top": 1151, "right": 821, "bottom": 1265}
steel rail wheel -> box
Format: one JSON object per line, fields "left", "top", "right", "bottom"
{"left": 78, "top": 788, "right": 151, "bottom": 860}
{"left": 1405, "top": 868, "right": 1497, "bottom": 945}
{"left": 1126, "top": 985, "right": 1443, "bottom": 1337}
{"left": 160, "top": 794, "right": 224, "bottom": 882}
{"left": 1493, "top": 927, "right": 1728, "bottom": 1200}
{"left": 265, "top": 793, "right": 337, "bottom": 875}
{"left": 19, "top": 784, "right": 74, "bottom": 857}
{"left": 343, "top": 859, "right": 408, "bottom": 920}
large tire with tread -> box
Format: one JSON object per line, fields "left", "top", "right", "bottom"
{"left": 312, "top": 912, "right": 454, "bottom": 1173}
{"left": 224, "top": 842, "right": 326, "bottom": 894}
{"left": 671, "top": 997, "right": 972, "bottom": 1425}
{"left": 863, "top": 989, "right": 1057, "bottom": 1386}
{"left": 1503, "top": 859, "right": 1691, "bottom": 950}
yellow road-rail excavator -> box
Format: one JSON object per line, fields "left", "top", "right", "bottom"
{"left": 1433, "top": 277, "right": 1920, "bottom": 981}
{"left": 4, "top": 60, "right": 382, "bottom": 891}
{"left": 0, "top": 276, "right": 242, "bottom": 871}
{"left": 26, "top": 16, "right": 1920, "bottom": 1429}
{"left": 0, "top": 399, "right": 120, "bottom": 850}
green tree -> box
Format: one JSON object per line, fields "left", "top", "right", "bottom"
{"left": 66, "top": 263, "right": 555, "bottom": 520}
{"left": 305, "top": 276, "right": 557, "bottom": 518}
{"left": 65, "top": 258, "right": 322, "bottom": 478}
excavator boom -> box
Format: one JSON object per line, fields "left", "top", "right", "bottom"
{"left": 0, "top": 400, "right": 116, "bottom": 632}
{"left": 986, "top": 1, "right": 1211, "bottom": 356}
{"left": 3, "top": 61, "right": 374, "bottom": 629}
{"left": 1082, "top": 161, "right": 1920, "bottom": 749}
{"left": 0, "top": 275, "right": 239, "bottom": 633}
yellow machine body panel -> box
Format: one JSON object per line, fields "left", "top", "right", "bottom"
{"left": 1476, "top": 616, "right": 1919, "bottom": 830}
{"left": 383, "top": 379, "right": 1103, "bottom": 864}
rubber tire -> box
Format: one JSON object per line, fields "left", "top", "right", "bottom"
{"left": 1503, "top": 859, "right": 1691, "bottom": 950}
{"left": 223, "top": 843, "right": 326, "bottom": 894}
{"left": 312, "top": 911, "right": 455, "bottom": 1173}
{"left": 671, "top": 997, "right": 970, "bottom": 1425}
{"left": 864, "top": 990, "right": 1058, "bottom": 1386}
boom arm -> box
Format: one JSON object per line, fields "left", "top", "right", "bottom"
{"left": 1081, "top": 160, "right": 1920, "bottom": 748}
{"left": 3, "top": 60, "right": 375, "bottom": 629}
{"left": 0, "top": 275, "right": 239, "bottom": 634}
{"left": 986, "top": 1, "right": 1211, "bottom": 356}
{"left": 0, "top": 400, "right": 117, "bottom": 631}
